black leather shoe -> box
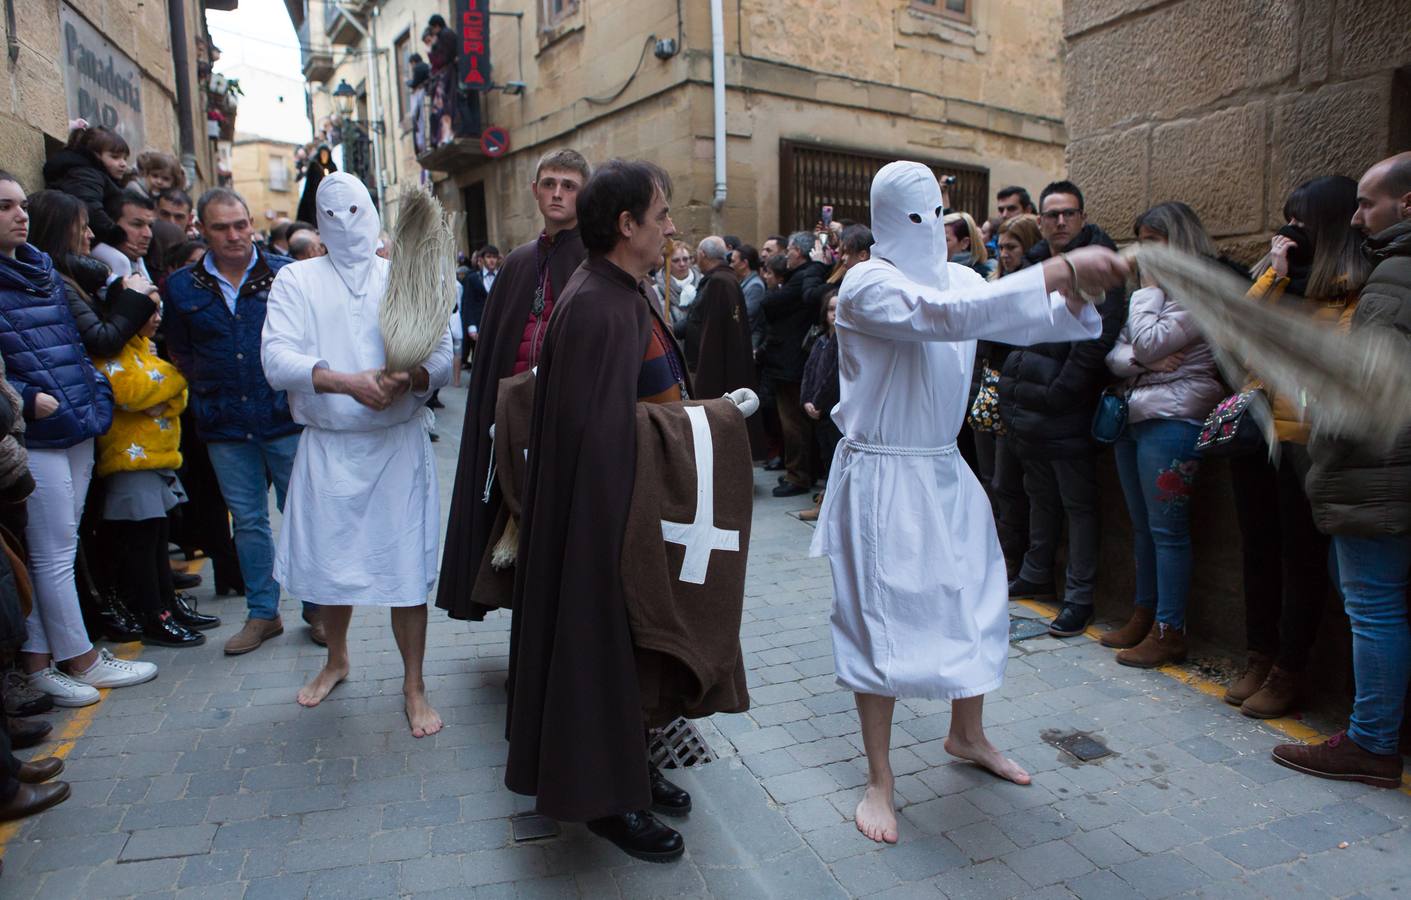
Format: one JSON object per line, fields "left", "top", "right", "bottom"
{"left": 143, "top": 610, "right": 206, "bottom": 648}
{"left": 8, "top": 716, "right": 52, "bottom": 750}
{"left": 172, "top": 570, "right": 202, "bottom": 590}
{"left": 649, "top": 765, "right": 692, "bottom": 817}
{"left": 1048, "top": 602, "right": 1094, "bottom": 637}
{"left": 97, "top": 592, "right": 144, "bottom": 642}
{"left": 772, "top": 482, "right": 808, "bottom": 498}
{"left": 0, "top": 780, "right": 70, "bottom": 822}
{"left": 587, "top": 810, "right": 685, "bottom": 863}
{"left": 172, "top": 592, "right": 221, "bottom": 630}
{"left": 1007, "top": 576, "right": 1057, "bottom": 603}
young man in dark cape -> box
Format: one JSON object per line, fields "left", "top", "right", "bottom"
{"left": 436, "top": 150, "right": 589, "bottom": 622}
{"left": 505, "top": 159, "right": 716, "bottom": 863}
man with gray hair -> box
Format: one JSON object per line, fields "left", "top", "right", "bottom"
{"left": 678, "top": 235, "right": 759, "bottom": 410}
{"left": 164, "top": 187, "right": 319, "bottom": 655}
{"left": 759, "top": 230, "right": 830, "bottom": 495}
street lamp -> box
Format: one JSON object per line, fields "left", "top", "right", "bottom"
{"left": 332, "top": 79, "right": 357, "bottom": 118}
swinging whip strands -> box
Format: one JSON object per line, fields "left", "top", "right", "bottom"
{"left": 381, "top": 184, "right": 462, "bottom": 373}
{"left": 1118, "top": 242, "right": 1411, "bottom": 450}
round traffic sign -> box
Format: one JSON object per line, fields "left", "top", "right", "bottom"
{"left": 481, "top": 126, "right": 510, "bottom": 158}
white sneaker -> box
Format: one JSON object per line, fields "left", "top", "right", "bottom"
{"left": 71, "top": 649, "right": 158, "bottom": 689}
{"left": 28, "top": 667, "right": 101, "bottom": 707}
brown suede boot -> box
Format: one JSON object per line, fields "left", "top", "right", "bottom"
{"left": 1241, "top": 666, "right": 1299, "bottom": 719}
{"left": 1272, "top": 731, "right": 1403, "bottom": 789}
{"left": 223, "top": 616, "right": 284, "bottom": 656}
{"left": 1115, "top": 622, "right": 1187, "bottom": 669}
{"left": 1223, "top": 652, "right": 1274, "bottom": 706}
{"left": 1099, "top": 606, "right": 1155, "bottom": 649}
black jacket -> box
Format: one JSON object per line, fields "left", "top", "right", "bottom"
{"left": 760, "top": 260, "right": 829, "bottom": 382}
{"left": 1306, "top": 220, "right": 1411, "bottom": 536}
{"left": 460, "top": 269, "right": 493, "bottom": 334}
{"left": 42, "top": 149, "right": 128, "bottom": 248}
{"left": 998, "top": 224, "right": 1128, "bottom": 459}
{"left": 61, "top": 267, "right": 157, "bottom": 360}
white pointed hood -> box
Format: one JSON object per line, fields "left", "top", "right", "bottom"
{"left": 316, "top": 172, "right": 381, "bottom": 295}
{"left": 869, "top": 161, "right": 950, "bottom": 290}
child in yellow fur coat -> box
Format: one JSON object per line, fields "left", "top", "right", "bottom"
{"left": 94, "top": 303, "right": 212, "bottom": 647}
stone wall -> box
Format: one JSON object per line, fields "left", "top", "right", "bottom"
{"left": 1065, "top": 0, "right": 1411, "bottom": 688}
{"left": 230, "top": 137, "right": 302, "bottom": 229}
{"left": 1, "top": 0, "right": 216, "bottom": 193}
{"left": 1065, "top": 0, "right": 1411, "bottom": 259}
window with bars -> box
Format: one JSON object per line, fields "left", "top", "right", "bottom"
{"left": 394, "top": 30, "right": 414, "bottom": 121}
{"left": 911, "top": 0, "right": 972, "bottom": 22}
{"left": 778, "top": 140, "right": 990, "bottom": 234}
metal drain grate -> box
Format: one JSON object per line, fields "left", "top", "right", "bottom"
{"left": 649, "top": 717, "right": 716, "bottom": 769}
{"left": 1042, "top": 728, "right": 1114, "bottom": 762}
{"left": 510, "top": 812, "right": 559, "bottom": 843}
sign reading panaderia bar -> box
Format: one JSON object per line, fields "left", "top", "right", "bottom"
{"left": 59, "top": 3, "right": 145, "bottom": 150}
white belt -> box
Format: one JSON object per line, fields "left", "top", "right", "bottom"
{"left": 842, "top": 438, "right": 958, "bottom": 457}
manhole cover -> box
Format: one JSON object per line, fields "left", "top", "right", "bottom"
{"left": 1009, "top": 616, "right": 1050, "bottom": 642}
{"left": 649, "top": 717, "right": 716, "bottom": 769}
{"left": 510, "top": 812, "right": 559, "bottom": 842}
{"left": 1042, "top": 728, "right": 1114, "bottom": 762}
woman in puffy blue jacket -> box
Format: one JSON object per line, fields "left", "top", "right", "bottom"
{"left": 0, "top": 171, "right": 156, "bottom": 708}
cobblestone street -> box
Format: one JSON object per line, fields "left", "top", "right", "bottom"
{"left": 1, "top": 385, "right": 1408, "bottom": 899}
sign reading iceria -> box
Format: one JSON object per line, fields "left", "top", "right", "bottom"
{"left": 59, "top": 3, "right": 146, "bottom": 151}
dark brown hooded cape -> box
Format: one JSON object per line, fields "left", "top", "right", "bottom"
{"left": 436, "top": 228, "right": 586, "bottom": 621}
{"left": 678, "top": 266, "right": 765, "bottom": 457}
{"left": 505, "top": 256, "right": 689, "bottom": 822}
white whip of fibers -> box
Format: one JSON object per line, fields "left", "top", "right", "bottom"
{"left": 381, "top": 184, "right": 461, "bottom": 373}
{"left": 1125, "top": 242, "right": 1411, "bottom": 452}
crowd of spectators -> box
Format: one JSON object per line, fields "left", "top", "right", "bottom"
{"left": 0, "top": 125, "right": 1407, "bottom": 822}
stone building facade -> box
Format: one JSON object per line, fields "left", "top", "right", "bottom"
{"left": 289, "top": 0, "right": 1070, "bottom": 252}
{"left": 1065, "top": 0, "right": 1411, "bottom": 677}
{"left": 229, "top": 134, "right": 302, "bottom": 228}
{"left": 1, "top": 0, "right": 228, "bottom": 195}
{"left": 1064, "top": 0, "right": 1411, "bottom": 260}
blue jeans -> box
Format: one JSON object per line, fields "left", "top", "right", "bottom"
{"left": 1114, "top": 419, "right": 1202, "bottom": 629}
{"left": 1332, "top": 534, "right": 1411, "bottom": 756}
{"left": 207, "top": 434, "right": 304, "bottom": 621}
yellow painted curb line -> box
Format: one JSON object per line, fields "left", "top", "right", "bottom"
{"left": 0, "top": 641, "right": 146, "bottom": 852}
{"left": 1013, "top": 598, "right": 1411, "bottom": 795}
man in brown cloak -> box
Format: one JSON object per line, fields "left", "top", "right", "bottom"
{"left": 436, "top": 149, "right": 589, "bottom": 622}
{"left": 678, "top": 234, "right": 765, "bottom": 457}
{"left": 507, "top": 160, "right": 747, "bottom": 863}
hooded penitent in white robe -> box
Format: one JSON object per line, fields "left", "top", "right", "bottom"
{"left": 262, "top": 173, "right": 454, "bottom": 606}
{"left": 810, "top": 162, "right": 1101, "bottom": 700}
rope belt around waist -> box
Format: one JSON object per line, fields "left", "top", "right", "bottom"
{"left": 843, "top": 438, "right": 958, "bottom": 457}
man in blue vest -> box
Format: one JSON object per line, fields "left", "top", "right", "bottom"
{"left": 163, "top": 188, "right": 316, "bottom": 655}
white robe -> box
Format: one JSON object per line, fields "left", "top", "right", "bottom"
{"left": 810, "top": 261, "right": 1101, "bottom": 700}
{"left": 261, "top": 254, "right": 454, "bottom": 606}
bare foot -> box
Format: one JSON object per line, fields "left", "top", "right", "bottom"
{"left": 944, "top": 736, "right": 1031, "bottom": 785}
{"left": 405, "top": 690, "right": 443, "bottom": 738}
{"left": 296, "top": 663, "right": 348, "bottom": 707}
{"left": 854, "top": 781, "right": 899, "bottom": 844}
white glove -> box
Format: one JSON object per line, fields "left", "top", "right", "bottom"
{"left": 726, "top": 388, "right": 759, "bottom": 418}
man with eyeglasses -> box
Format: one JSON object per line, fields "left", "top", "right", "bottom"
{"left": 998, "top": 180, "right": 1128, "bottom": 639}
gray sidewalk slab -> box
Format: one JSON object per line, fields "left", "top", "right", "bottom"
{"left": 1, "top": 383, "right": 1408, "bottom": 898}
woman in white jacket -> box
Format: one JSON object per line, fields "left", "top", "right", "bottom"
{"left": 1100, "top": 202, "right": 1226, "bottom": 667}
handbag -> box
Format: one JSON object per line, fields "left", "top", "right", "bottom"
{"left": 967, "top": 364, "right": 1006, "bottom": 435}
{"left": 1091, "top": 387, "right": 1129, "bottom": 444}
{"left": 1194, "top": 389, "right": 1266, "bottom": 457}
